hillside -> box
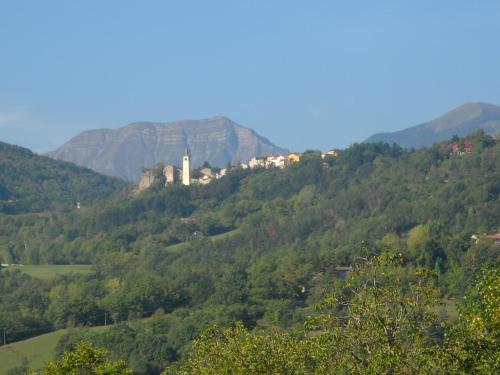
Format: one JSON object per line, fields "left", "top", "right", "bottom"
{"left": 0, "top": 326, "right": 110, "bottom": 373}
{"left": 365, "top": 102, "right": 500, "bottom": 148}
{"left": 45, "top": 117, "right": 288, "bottom": 181}
{"left": 1, "top": 132, "right": 498, "bottom": 373}
{"left": 0, "top": 141, "right": 126, "bottom": 214}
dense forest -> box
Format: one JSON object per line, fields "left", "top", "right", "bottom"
{"left": 0, "top": 141, "right": 126, "bottom": 214}
{"left": 0, "top": 131, "right": 498, "bottom": 374}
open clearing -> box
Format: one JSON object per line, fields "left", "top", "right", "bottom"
{"left": 8, "top": 264, "right": 94, "bottom": 280}
{"left": 166, "top": 228, "right": 241, "bottom": 253}
{"left": 0, "top": 325, "right": 108, "bottom": 373}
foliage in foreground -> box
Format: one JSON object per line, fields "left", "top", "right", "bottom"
{"left": 20, "top": 254, "right": 498, "bottom": 374}
{"left": 169, "top": 254, "right": 499, "bottom": 374}
{"left": 444, "top": 267, "right": 500, "bottom": 373}
{"left": 33, "top": 341, "right": 133, "bottom": 375}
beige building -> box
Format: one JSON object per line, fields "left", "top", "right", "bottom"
{"left": 266, "top": 155, "right": 286, "bottom": 168}
{"left": 287, "top": 153, "right": 301, "bottom": 164}
{"left": 217, "top": 168, "right": 227, "bottom": 178}
{"left": 323, "top": 149, "right": 339, "bottom": 158}
{"left": 249, "top": 156, "right": 266, "bottom": 168}
{"left": 164, "top": 165, "right": 176, "bottom": 185}
{"left": 200, "top": 168, "right": 213, "bottom": 178}
{"left": 198, "top": 168, "right": 213, "bottom": 185}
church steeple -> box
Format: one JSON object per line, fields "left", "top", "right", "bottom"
{"left": 182, "top": 147, "right": 190, "bottom": 186}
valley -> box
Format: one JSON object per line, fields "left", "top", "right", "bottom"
{"left": 0, "top": 131, "right": 498, "bottom": 373}
{"left": 3, "top": 2, "right": 499, "bottom": 372}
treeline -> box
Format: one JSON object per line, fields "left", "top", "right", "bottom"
{"left": 0, "top": 131, "right": 498, "bottom": 373}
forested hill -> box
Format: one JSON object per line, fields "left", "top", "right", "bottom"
{"left": 0, "top": 141, "right": 126, "bottom": 214}
{"left": 0, "top": 131, "right": 498, "bottom": 373}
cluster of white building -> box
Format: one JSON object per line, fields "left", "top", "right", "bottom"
{"left": 246, "top": 149, "right": 339, "bottom": 170}
{"left": 248, "top": 154, "right": 288, "bottom": 169}
{"left": 138, "top": 148, "right": 339, "bottom": 192}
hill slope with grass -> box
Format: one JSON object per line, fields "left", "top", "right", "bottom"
{"left": 0, "top": 326, "right": 110, "bottom": 374}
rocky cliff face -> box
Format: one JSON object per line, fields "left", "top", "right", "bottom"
{"left": 45, "top": 117, "right": 287, "bottom": 181}
{"left": 365, "top": 102, "right": 500, "bottom": 148}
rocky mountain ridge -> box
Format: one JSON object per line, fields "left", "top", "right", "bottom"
{"left": 46, "top": 117, "right": 287, "bottom": 181}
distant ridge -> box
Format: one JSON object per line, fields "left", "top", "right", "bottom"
{"left": 46, "top": 117, "right": 288, "bottom": 181}
{"left": 365, "top": 102, "right": 500, "bottom": 148}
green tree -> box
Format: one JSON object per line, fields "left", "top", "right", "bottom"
{"left": 304, "top": 252, "right": 445, "bottom": 374}
{"left": 444, "top": 267, "right": 500, "bottom": 373}
{"left": 38, "top": 341, "right": 132, "bottom": 375}
{"left": 171, "top": 253, "right": 448, "bottom": 374}
{"left": 167, "top": 322, "right": 307, "bottom": 375}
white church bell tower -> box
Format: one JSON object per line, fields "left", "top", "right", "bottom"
{"left": 182, "top": 148, "right": 190, "bottom": 186}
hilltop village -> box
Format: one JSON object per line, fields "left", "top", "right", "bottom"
{"left": 136, "top": 148, "right": 339, "bottom": 192}
{"left": 136, "top": 137, "right": 482, "bottom": 193}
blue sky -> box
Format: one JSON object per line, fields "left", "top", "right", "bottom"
{"left": 1, "top": 1, "right": 499, "bottom": 152}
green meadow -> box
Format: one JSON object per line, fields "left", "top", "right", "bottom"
{"left": 0, "top": 326, "right": 109, "bottom": 373}
{"left": 9, "top": 264, "right": 94, "bottom": 280}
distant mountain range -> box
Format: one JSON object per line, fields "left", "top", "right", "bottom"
{"left": 46, "top": 117, "right": 287, "bottom": 182}
{"left": 365, "top": 102, "right": 500, "bottom": 148}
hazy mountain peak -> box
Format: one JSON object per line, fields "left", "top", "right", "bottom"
{"left": 425, "top": 102, "right": 499, "bottom": 132}
{"left": 45, "top": 117, "right": 287, "bottom": 181}
{"left": 365, "top": 102, "right": 500, "bottom": 148}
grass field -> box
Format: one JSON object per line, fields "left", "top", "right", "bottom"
{"left": 0, "top": 326, "right": 109, "bottom": 373}
{"left": 166, "top": 228, "right": 240, "bottom": 253}
{"left": 12, "top": 264, "right": 93, "bottom": 280}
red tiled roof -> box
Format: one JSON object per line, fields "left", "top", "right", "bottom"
{"left": 485, "top": 233, "right": 500, "bottom": 240}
